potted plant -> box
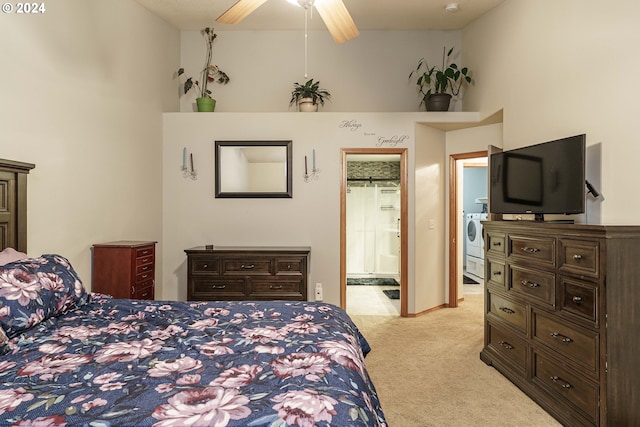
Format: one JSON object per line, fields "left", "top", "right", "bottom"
{"left": 289, "top": 79, "right": 331, "bottom": 112}
{"left": 409, "top": 47, "right": 472, "bottom": 111}
{"left": 177, "top": 27, "right": 230, "bottom": 112}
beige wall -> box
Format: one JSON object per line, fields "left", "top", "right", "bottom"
{"left": 463, "top": 0, "right": 640, "bottom": 224}
{"left": 0, "top": 0, "right": 179, "bottom": 286}
{"left": 178, "top": 30, "right": 464, "bottom": 113}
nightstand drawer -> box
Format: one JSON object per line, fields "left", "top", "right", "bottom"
{"left": 508, "top": 235, "right": 555, "bottom": 266}
{"left": 559, "top": 239, "right": 599, "bottom": 279}
{"left": 486, "top": 258, "right": 505, "bottom": 288}
{"left": 222, "top": 258, "right": 271, "bottom": 275}
{"left": 533, "top": 311, "right": 598, "bottom": 374}
{"left": 136, "top": 270, "right": 154, "bottom": 284}
{"left": 132, "top": 281, "right": 154, "bottom": 299}
{"left": 136, "top": 254, "right": 154, "bottom": 267}
{"left": 136, "top": 246, "right": 154, "bottom": 258}
{"left": 136, "top": 263, "right": 153, "bottom": 275}
{"left": 488, "top": 291, "right": 527, "bottom": 333}
{"left": 509, "top": 265, "right": 555, "bottom": 308}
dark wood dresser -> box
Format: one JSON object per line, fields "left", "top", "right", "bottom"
{"left": 185, "top": 246, "right": 310, "bottom": 301}
{"left": 480, "top": 221, "right": 640, "bottom": 426}
{"left": 92, "top": 241, "right": 156, "bottom": 300}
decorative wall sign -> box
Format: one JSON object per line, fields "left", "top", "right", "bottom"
{"left": 337, "top": 118, "right": 410, "bottom": 147}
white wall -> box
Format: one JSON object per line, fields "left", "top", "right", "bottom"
{"left": 178, "top": 30, "right": 464, "bottom": 113}
{"left": 0, "top": 0, "right": 179, "bottom": 286}
{"left": 463, "top": 0, "right": 640, "bottom": 224}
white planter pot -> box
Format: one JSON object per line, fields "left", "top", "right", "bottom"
{"left": 298, "top": 98, "right": 318, "bottom": 112}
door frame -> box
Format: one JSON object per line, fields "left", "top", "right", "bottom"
{"left": 340, "top": 148, "right": 409, "bottom": 317}
{"left": 448, "top": 150, "right": 488, "bottom": 307}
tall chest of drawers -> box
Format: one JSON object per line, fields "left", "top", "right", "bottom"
{"left": 185, "top": 246, "right": 310, "bottom": 301}
{"left": 480, "top": 222, "right": 640, "bottom": 426}
{"left": 92, "top": 241, "right": 156, "bottom": 300}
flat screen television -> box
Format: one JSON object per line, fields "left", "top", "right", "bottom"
{"left": 489, "top": 134, "right": 586, "bottom": 221}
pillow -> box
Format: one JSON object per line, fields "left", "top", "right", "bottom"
{"left": 0, "top": 248, "right": 27, "bottom": 266}
{"left": 0, "top": 254, "right": 89, "bottom": 338}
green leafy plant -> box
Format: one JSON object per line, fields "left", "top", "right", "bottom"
{"left": 177, "top": 27, "right": 229, "bottom": 99}
{"left": 409, "top": 47, "right": 472, "bottom": 107}
{"left": 289, "top": 79, "right": 331, "bottom": 107}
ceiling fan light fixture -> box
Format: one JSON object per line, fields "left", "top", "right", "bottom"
{"left": 445, "top": 3, "right": 460, "bottom": 13}
{"left": 287, "top": 0, "right": 315, "bottom": 8}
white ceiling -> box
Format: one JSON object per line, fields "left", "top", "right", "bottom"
{"left": 134, "top": 0, "right": 506, "bottom": 32}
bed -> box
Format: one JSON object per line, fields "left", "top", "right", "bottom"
{"left": 0, "top": 159, "right": 387, "bottom": 427}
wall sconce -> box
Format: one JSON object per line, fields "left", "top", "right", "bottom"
{"left": 304, "top": 149, "right": 320, "bottom": 183}
{"left": 182, "top": 147, "right": 198, "bottom": 180}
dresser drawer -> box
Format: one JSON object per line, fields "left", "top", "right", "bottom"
{"left": 486, "top": 232, "right": 506, "bottom": 257}
{"left": 136, "top": 269, "right": 154, "bottom": 284}
{"left": 486, "top": 257, "right": 505, "bottom": 289}
{"left": 509, "top": 265, "right": 555, "bottom": 308}
{"left": 488, "top": 291, "right": 527, "bottom": 333}
{"left": 275, "top": 257, "right": 305, "bottom": 275}
{"left": 533, "top": 311, "right": 598, "bottom": 374}
{"left": 559, "top": 239, "right": 600, "bottom": 279}
{"left": 136, "top": 263, "right": 153, "bottom": 275}
{"left": 136, "top": 253, "right": 154, "bottom": 267}
{"left": 132, "top": 280, "right": 154, "bottom": 299}
{"left": 250, "top": 279, "right": 305, "bottom": 299}
{"left": 222, "top": 258, "right": 271, "bottom": 275}
{"left": 190, "top": 278, "right": 246, "bottom": 299}
{"left": 191, "top": 257, "right": 219, "bottom": 274}
{"left": 560, "top": 278, "right": 598, "bottom": 325}
{"left": 136, "top": 246, "right": 154, "bottom": 258}
{"left": 486, "top": 321, "right": 527, "bottom": 374}
{"left": 533, "top": 351, "right": 598, "bottom": 424}
{"left": 508, "top": 235, "right": 555, "bottom": 266}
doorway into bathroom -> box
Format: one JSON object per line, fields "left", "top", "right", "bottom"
{"left": 340, "top": 148, "right": 408, "bottom": 317}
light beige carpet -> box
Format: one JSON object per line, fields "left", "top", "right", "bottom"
{"left": 351, "top": 294, "right": 561, "bottom": 427}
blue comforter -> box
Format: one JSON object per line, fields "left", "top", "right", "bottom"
{"left": 0, "top": 257, "right": 386, "bottom": 426}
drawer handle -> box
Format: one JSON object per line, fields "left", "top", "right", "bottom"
{"left": 550, "top": 332, "right": 573, "bottom": 344}
{"left": 132, "top": 286, "right": 135, "bottom": 294}
{"left": 241, "top": 264, "right": 255, "bottom": 270}
{"left": 572, "top": 296, "right": 583, "bottom": 304}
{"left": 493, "top": 270, "right": 502, "bottom": 276}
{"left": 141, "top": 273, "right": 149, "bottom": 279}
{"left": 573, "top": 254, "right": 583, "bottom": 261}
{"left": 499, "top": 307, "right": 515, "bottom": 315}
{"left": 493, "top": 241, "right": 502, "bottom": 247}
{"left": 203, "top": 264, "right": 209, "bottom": 269}
{"left": 287, "top": 264, "right": 292, "bottom": 270}
{"left": 498, "top": 340, "right": 514, "bottom": 350}
{"left": 521, "top": 246, "right": 540, "bottom": 253}
{"left": 270, "top": 285, "right": 284, "bottom": 290}
{"left": 520, "top": 280, "right": 540, "bottom": 288}
{"left": 550, "top": 376, "right": 572, "bottom": 389}
{"left": 212, "top": 285, "right": 227, "bottom": 290}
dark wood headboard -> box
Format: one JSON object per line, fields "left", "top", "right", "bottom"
{"left": 0, "top": 158, "right": 36, "bottom": 252}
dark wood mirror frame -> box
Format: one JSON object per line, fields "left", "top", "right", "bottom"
{"left": 215, "top": 140, "right": 293, "bottom": 198}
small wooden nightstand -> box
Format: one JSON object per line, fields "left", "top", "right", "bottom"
{"left": 92, "top": 240, "right": 156, "bottom": 300}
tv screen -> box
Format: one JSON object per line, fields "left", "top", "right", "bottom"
{"left": 489, "top": 134, "right": 586, "bottom": 218}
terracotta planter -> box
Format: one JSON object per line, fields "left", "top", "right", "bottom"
{"left": 425, "top": 93, "right": 452, "bottom": 112}
{"left": 298, "top": 98, "right": 318, "bottom": 112}
{"left": 196, "top": 97, "right": 216, "bottom": 112}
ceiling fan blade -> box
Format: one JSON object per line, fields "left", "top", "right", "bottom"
{"left": 216, "top": 0, "right": 269, "bottom": 25}
{"left": 314, "top": 0, "right": 359, "bottom": 44}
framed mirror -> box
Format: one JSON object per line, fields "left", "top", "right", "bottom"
{"left": 215, "top": 140, "right": 292, "bottom": 198}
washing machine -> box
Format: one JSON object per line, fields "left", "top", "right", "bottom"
{"left": 465, "top": 213, "right": 488, "bottom": 280}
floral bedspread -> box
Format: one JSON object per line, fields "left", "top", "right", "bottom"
{"left": 0, "top": 295, "right": 387, "bottom": 426}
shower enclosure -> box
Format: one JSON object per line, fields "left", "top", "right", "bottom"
{"left": 346, "top": 184, "right": 400, "bottom": 276}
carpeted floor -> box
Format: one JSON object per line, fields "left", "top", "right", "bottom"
{"left": 347, "top": 277, "right": 400, "bottom": 286}
{"left": 352, "top": 294, "right": 561, "bottom": 427}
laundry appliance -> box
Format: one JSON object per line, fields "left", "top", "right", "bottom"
{"left": 465, "top": 213, "right": 488, "bottom": 281}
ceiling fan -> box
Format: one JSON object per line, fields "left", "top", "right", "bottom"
{"left": 216, "top": 0, "right": 360, "bottom": 44}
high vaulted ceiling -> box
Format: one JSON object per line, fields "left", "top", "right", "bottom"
{"left": 134, "top": 0, "right": 506, "bottom": 32}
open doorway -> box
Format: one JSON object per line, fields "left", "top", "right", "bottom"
{"left": 448, "top": 151, "right": 488, "bottom": 307}
{"left": 340, "top": 148, "right": 408, "bottom": 317}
